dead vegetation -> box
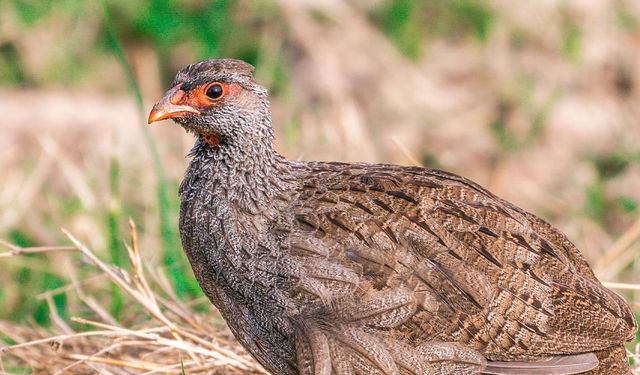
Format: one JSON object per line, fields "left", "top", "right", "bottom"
{"left": 0, "top": 223, "right": 637, "bottom": 373}
{"left": 0, "top": 0, "right": 639, "bottom": 373}
{"left": 0, "top": 222, "right": 265, "bottom": 374}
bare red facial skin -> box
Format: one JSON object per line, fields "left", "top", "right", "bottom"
{"left": 179, "top": 82, "right": 239, "bottom": 111}
{"left": 202, "top": 132, "right": 222, "bottom": 146}
{"left": 149, "top": 81, "right": 244, "bottom": 146}
{"left": 178, "top": 82, "right": 243, "bottom": 146}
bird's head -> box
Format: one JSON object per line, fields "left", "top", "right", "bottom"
{"left": 148, "top": 59, "right": 272, "bottom": 147}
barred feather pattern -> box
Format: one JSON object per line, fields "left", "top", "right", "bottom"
{"left": 170, "top": 59, "right": 637, "bottom": 375}
{"left": 179, "top": 152, "right": 636, "bottom": 375}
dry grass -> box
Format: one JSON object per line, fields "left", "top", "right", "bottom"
{"left": 0, "top": 221, "right": 265, "bottom": 374}
{"left": 0, "top": 225, "right": 638, "bottom": 373}
{"left": 0, "top": 1, "right": 639, "bottom": 373}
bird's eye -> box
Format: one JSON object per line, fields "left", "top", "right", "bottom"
{"left": 205, "top": 83, "right": 224, "bottom": 99}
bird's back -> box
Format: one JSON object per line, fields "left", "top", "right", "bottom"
{"left": 282, "top": 161, "right": 636, "bottom": 374}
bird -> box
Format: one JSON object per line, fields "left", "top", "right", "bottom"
{"left": 148, "top": 59, "right": 637, "bottom": 375}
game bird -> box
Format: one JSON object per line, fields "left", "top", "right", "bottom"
{"left": 148, "top": 59, "right": 637, "bottom": 374}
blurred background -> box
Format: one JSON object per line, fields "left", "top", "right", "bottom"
{"left": 1, "top": 0, "right": 639, "bottom": 367}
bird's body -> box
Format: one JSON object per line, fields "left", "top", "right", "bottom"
{"left": 150, "top": 59, "right": 637, "bottom": 375}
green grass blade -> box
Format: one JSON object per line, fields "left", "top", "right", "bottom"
{"left": 101, "top": 0, "right": 188, "bottom": 297}
{"left": 108, "top": 152, "right": 124, "bottom": 317}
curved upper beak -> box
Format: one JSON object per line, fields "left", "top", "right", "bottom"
{"left": 148, "top": 85, "right": 200, "bottom": 124}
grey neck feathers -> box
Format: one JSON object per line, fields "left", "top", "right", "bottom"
{"left": 180, "top": 119, "right": 294, "bottom": 219}
{"left": 178, "top": 116, "right": 297, "bottom": 313}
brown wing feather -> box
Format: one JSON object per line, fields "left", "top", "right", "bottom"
{"left": 294, "top": 320, "right": 486, "bottom": 375}
{"left": 287, "top": 162, "right": 636, "bottom": 371}
{"left": 484, "top": 352, "right": 599, "bottom": 375}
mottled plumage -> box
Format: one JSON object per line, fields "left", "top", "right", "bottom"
{"left": 149, "top": 59, "right": 637, "bottom": 375}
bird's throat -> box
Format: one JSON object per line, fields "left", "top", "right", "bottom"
{"left": 200, "top": 131, "right": 222, "bottom": 146}
{"left": 183, "top": 137, "right": 295, "bottom": 218}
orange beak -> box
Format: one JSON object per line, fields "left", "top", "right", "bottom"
{"left": 148, "top": 85, "right": 200, "bottom": 124}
